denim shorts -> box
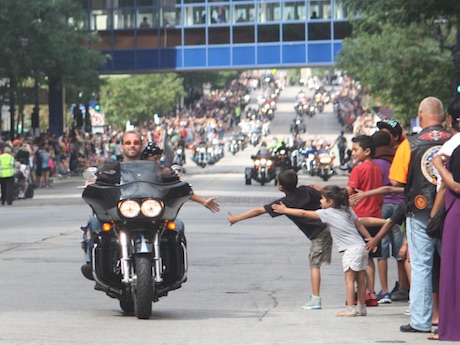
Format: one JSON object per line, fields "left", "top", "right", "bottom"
{"left": 309, "top": 226, "right": 333, "bottom": 269}
{"left": 378, "top": 203, "right": 405, "bottom": 259}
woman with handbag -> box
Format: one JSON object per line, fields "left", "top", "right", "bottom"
{"left": 429, "top": 101, "right": 460, "bottom": 341}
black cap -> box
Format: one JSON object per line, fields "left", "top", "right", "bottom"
{"left": 141, "top": 142, "right": 163, "bottom": 159}
{"left": 377, "top": 119, "right": 402, "bottom": 136}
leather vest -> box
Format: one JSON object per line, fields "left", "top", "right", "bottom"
{"left": 405, "top": 125, "right": 451, "bottom": 214}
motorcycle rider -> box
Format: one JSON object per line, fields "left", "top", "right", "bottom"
{"left": 81, "top": 131, "right": 219, "bottom": 280}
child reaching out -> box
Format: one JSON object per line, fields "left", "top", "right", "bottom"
{"left": 272, "top": 185, "right": 376, "bottom": 317}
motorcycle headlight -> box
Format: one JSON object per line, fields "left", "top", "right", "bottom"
{"left": 177, "top": 148, "right": 183, "bottom": 154}
{"left": 199, "top": 147, "right": 206, "bottom": 152}
{"left": 260, "top": 158, "right": 267, "bottom": 165}
{"left": 140, "top": 199, "right": 164, "bottom": 218}
{"left": 267, "top": 160, "right": 273, "bottom": 166}
{"left": 255, "top": 159, "right": 261, "bottom": 165}
{"left": 319, "top": 157, "right": 332, "bottom": 164}
{"left": 280, "top": 149, "right": 286, "bottom": 155}
{"left": 232, "top": 140, "right": 237, "bottom": 144}
{"left": 119, "top": 200, "right": 141, "bottom": 218}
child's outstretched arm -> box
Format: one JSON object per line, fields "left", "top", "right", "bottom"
{"left": 190, "top": 193, "right": 220, "bottom": 213}
{"left": 271, "top": 202, "right": 320, "bottom": 219}
{"left": 354, "top": 219, "right": 377, "bottom": 253}
{"left": 349, "top": 186, "right": 403, "bottom": 207}
{"left": 228, "top": 207, "right": 266, "bottom": 226}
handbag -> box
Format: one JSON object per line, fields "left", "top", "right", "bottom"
{"left": 426, "top": 196, "right": 457, "bottom": 239}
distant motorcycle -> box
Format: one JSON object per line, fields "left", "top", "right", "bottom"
{"left": 290, "top": 117, "right": 306, "bottom": 136}
{"left": 191, "top": 142, "right": 210, "bottom": 168}
{"left": 245, "top": 154, "right": 277, "bottom": 186}
{"left": 310, "top": 149, "right": 336, "bottom": 181}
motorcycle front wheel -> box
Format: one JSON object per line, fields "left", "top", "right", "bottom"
{"left": 133, "top": 255, "right": 154, "bottom": 319}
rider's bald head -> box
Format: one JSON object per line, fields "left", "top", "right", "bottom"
{"left": 418, "top": 97, "right": 444, "bottom": 127}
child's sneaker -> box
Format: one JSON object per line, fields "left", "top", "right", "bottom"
{"left": 302, "top": 295, "right": 321, "bottom": 310}
{"left": 378, "top": 292, "right": 392, "bottom": 304}
{"left": 365, "top": 292, "right": 379, "bottom": 307}
{"left": 356, "top": 304, "right": 367, "bottom": 316}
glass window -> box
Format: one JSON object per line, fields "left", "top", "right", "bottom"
{"left": 209, "top": 27, "right": 230, "bottom": 44}
{"left": 117, "top": 0, "right": 135, "bottom": 6}
{"left": 258, "top": 24, "right": 280, "bottom": 42}
{"left": 91, "top": 9, "right": 111, "bottom": 30}
{"left": 334, "top": 21, "right": 352, "bottom": 39}
{"left": 137, "top": 8, "right": 159, "bottom": 28}
{"left": 233, "top": 26, "right": 254, "bottom": 43}
{"left": 283, "top": 1, "right": 306, "bottom": 21}
{"left": 233, "top": 4, "right": 255, "bottom": 23}
{"left": 210, "top": 5, "right": 228, "bottom": 24}
{"left": 282, "top": 23, "right": 305, "bottom": 41}
{"left": 309, "top": 0, "right": 331, "bottom": 20}
{"left": 258, "top": 2, "right": 280, "bottom": 23}
{"left": 91, "top": 0, "right": 110, "bottom": 9}
{"left": 334, "top": 3, "right": 349, "bottom": 19}
{"left": 184, "top": 28, "right": 205, "bottom": 45}
{"left": 160, "top": 27, "right": 181, "bottom": 46}
{"left": 161, "top": 6, "right": 181, "bottom": 26}
{"left": 308, "top": 22, "right": 331, "bottom": 40}
{"left": 137, "top": 0, "right": 157, "bottom": 6}
{"left": 184, "top": 6, "right": 206, "bottom": 25}
{"left": 184, "top": 0, "right": 204, "bottom": 3}
{"left": 114, "top": 8, "right": 135, "bottom": 29}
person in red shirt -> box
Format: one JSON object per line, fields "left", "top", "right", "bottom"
{"left": 346, "top": 135, "right": 383, "bottom": 306}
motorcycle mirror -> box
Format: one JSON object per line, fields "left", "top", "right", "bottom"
{"left": 82, "top": 167, "right": 99, "bottom": 181}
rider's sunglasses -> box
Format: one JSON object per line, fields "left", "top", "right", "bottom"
{"left": 123, "top": 140, "right": 141, "bottom": 146}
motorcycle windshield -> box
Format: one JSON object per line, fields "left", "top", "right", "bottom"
{"left": 120, "top": 161, "right": 163, "bottom": 185}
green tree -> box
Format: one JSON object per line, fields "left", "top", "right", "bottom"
{"left": 337, "top": 23, "right": 454, "bottom": 123}
{"left": 337, "top": 0, "right": 460, "bottom": 124}
{"left": 0, "top": 0, "right": 106, "bottom": 136}
{"left": 101, "top": 74, "right": 185, "bottom": 128}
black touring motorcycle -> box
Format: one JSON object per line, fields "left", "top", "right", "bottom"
{"left": 81, "top": 161, "right": 192, "bottom": 319}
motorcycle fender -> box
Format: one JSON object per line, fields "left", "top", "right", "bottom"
{"left": 135, "top": 234, "right": 153, "bottom": 254}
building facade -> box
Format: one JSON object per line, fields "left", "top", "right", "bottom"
{"left": 83, "top": 0, "right": 351, "bottom": 73}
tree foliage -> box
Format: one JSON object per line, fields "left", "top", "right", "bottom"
{"left": 337, "top": 24, "right": 454, "bottom": 122}
{"left": 100, "top": 74, "right": 185, "bottom": 127}
{"left": 0, "top": 0, "right": 106, "bottom": 132}
{"left": 337, "top": 0, "right": 460, "bottom": 124}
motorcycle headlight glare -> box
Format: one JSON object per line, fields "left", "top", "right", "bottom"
{"left": 319, "top": 157, "right": 332, "bottom": 164}
{"left": 140, "top": 199, "right": 163, "bottom": 218}
{"left": 255, "top": 159, "right": 260, "bottom": 165}
{"left": 199, "top": 147, "right": 206, "bottom": 152}
{"left": 119, "top": 200, "right": 141, "bottom": 218}
{"left": 280, "top": 149, "right": 286, "bottom": 155}
{"left": 260, "top": 158, "right": 267, "bottom": 165}
{"left": 177, "top": 149, "right": 183, "bottom": 154}
{"left": 267, "top": 160, "right": 273, "bottom": 166}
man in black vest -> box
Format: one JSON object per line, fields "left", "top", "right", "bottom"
{"left": 389, "top": 97, "right": 451, "bottom": 333}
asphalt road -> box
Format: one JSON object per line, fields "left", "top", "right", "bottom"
{"left": 0, "top": 86, "right": 437, "bottom": 345}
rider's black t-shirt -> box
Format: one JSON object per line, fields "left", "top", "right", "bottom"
{"left": 264, "top": 185, "right": 327, "bottom": 240}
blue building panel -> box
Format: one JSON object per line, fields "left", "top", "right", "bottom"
{"left": 208, "top": 47, "right": 231, "bottom": 67}
{"left": 257, "top": 45, "right": 281, "bottom": 65}
{"left": 282, "top": 44, "right": 307, "bottom": 64}
{"left": 85, "top": 1, "right": 349, "bottom": 72}
{"left": 160, "top": 49, "right": 182, "bottom": 70}
{"left": 137, "top": 49, "right": 160, "bottom": 70}
{"left": 233, "top": 46, "right": 255, "bottom": 66}
{"left": 308, "top": 43, "right": 332, "bottom": 64}
{"left": 184, "top": 48, "right": 207, "bottom": 68}
{"left": 333, "top": 42, "right": 344, "bottom": 63}
{"left": 112, "top": 50, "right": 137, "bottom": 71}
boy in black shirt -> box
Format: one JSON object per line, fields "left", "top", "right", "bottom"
{"left": 228, "top": 170, "right": 332, "bottom": 309}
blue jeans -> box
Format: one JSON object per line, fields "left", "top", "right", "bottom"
{"left": 406, "top": 212, "right": 441, "bottom": 331}
{"left": 379, "top": 203, "right": 404, "bottom": 259}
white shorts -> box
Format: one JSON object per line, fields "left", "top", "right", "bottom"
{"left": 341, "top": 245, "right": 369, "bottom": 272}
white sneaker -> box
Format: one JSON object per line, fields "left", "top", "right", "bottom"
{"left": 403, "top": 309, "right": 410, "bottom": 316}
{"left": 302, "top": 295, "right": 321, "bottom": 310}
